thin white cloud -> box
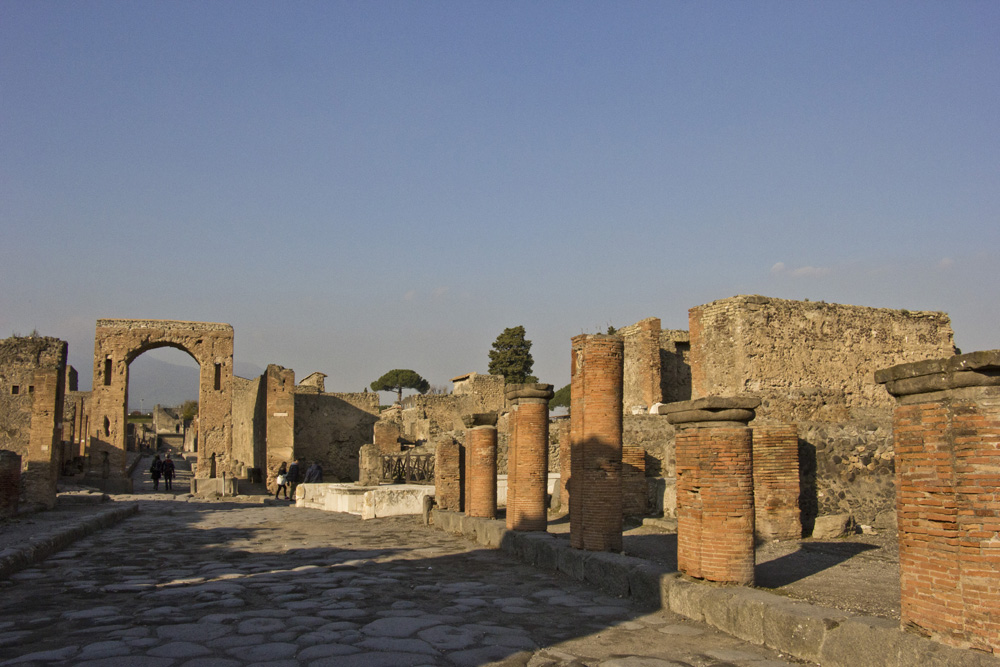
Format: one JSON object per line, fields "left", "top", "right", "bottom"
{"left": 770, "top": 262, "right": 830, "bottom": 278}
{"left": 937, "top": 257, "right": 954, "bottom": 270}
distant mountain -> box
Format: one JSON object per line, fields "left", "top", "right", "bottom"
{"left": 125, "top": 356, "right": 264, "bottom": 411}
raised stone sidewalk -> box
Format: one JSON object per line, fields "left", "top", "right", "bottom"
{"left": 431, "top": 510, "right": 1000, "bottom": 667}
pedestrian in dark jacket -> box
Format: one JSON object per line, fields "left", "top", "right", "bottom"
{"left": 162, "top": 455, "right": 175, "bottom": 491}
{"left": 286, "top": 459, "right": 301, "bottom": 501}
{"left": 150, "top": 455, "right": 163, "bottom": 491}
{"left": 304, "top": 461, "right": 323, "bottom": 483}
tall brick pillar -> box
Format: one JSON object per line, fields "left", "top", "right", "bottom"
{"left": 877, "top": 350, "right": 1000, "bottom": 654}
{"left": 506, "top": 383, "right": 554, "bottom": 531}
{"left": 265, "top": 365, "right": 295, "bottom": 484}
{"left": 434, "top": 438, "right": 463, "bottom": 511}
{"left": 752, "top": 424, "right": 801, "bottom": 541}
{"left": 570, "top": 334, "right": 624, "bottom": 552}
{"left": 554, "top": 420, "right": 571, "bottom": 512}
{"left": 464, "top": 413, "right": 498, "bottom": 519}
{"left": 664, "top": 397, "right": 759, "bottom": 585}
{"left": 0, "top": 450, "right": 21, "bottom": 518}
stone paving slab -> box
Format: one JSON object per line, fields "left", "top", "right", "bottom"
{"left": 0, "top": 501, "right": 809, "bottom": 666}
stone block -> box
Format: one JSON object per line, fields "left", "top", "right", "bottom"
{"left": 812, "top": 513, "right": 854, "bottom": 539}
{"left": 760, "top": 598, "right": 850, "bottom": 664}
{"left": 818, "top": 616, "right": 902, "bottom": 667}
{"left": 556, "top": 544, "right": 587, "bottom": 581}
{"left": 582, "top": 551, "right": 631, "bottom": 598}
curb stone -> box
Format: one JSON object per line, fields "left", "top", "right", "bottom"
{"left": 429, "top": 509, "right": 1000, "bottom": 667}
{"left": 0, "top": 504, "right": 139, "bottom": 580}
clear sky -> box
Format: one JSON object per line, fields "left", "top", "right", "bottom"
{"left": 2, "top": 1, "right": 998, "bottom": 402}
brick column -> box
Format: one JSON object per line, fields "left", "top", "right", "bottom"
{"left": 506, "top": 383, "right": 554, "bottom": 531}
{"left": 554, "top": 420, "right": 571, "bottom": 512}
{"left": 622, "top": 444, "right": 647, "bottom": 516}
{"left": 265, "top": 365, "right": 294, "bottom": 484}
{"left": 0, "top": 450, "right": 21, "bottom": 519}
{"left": 26, "top": 367, "right": 64, "bottom": 509}
{"left": 464, "top": 413, "right": 498, "bottom": 519}
{"left": 877, "top": 350, "right": 1000, "bottom": 654}
{"left": 434, "top": 438, "right": 463, "bottom": 511}
{"left": 570, "top": 334, "right": 624, "bottom": 552}
{"left": 752, "top": 424, "right": 801, "bottom": 541}
{"left": 663, "top": 397, "right": 759, "bottom": 585}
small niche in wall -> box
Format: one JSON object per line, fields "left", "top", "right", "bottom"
{"left": 103, "top": 358, "right": 112, "bottom": 386}
{"left": 214, "top": 363, "right": 222, "bottom": 391}
{"left": 11, "top": 385, "right": 19, "bottom": 395}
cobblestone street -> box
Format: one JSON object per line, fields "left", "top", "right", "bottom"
{"left": 0, "top": 501, "right": 808, "bottom": 666}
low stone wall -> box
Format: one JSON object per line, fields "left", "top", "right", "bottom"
{"left": 295, "top": 482, "right": 433, "bottom": 519}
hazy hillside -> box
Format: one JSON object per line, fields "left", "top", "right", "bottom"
{"left": 124, "top": 355, "right": 264, "bottom": 410}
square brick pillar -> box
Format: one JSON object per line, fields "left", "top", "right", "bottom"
{"left": 26, "top": 366, "right": 64, "bottom": 509}
{"left": 622, "top": 444, "right": 647, "bottom": 516}
{"left": 752, "top": 423, "right": 801, "bottom": 541}
{"left": 506, "top": 383, "right": 554, "bottom": 531}
{"left": 554, "top": 420, "right": 571, "bottom": 513}
{"left": 434, "top": 438, "right": 463, "bottom": 511}
{"left": 570, "top": 334, "right": 624, "bottom": 552}
{"left": 0, "top": 450, "right": 21, "bottom": 519}
{"left": 464, "top": 413, "right": 498, "bottom": 519}
{"left": 877, "top": 350, "right": 1000, "bottom": 655}
{"left": 663, "top": 397, "right": 760, "bottom": 585}
{"left": 265, "top": 365, "right": 295, "bottom": 484}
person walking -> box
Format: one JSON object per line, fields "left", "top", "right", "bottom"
{"left": 286, "top": 458, "right": 301, "bottom": 501}
{"left": 274, "top": 462, "right": 290, "bottom": 500}
{"left": 162, "top": 454, "right": 175, "bottom": 491}
{"left": 150, "top": 455, "right": 163, "bottom": 491}
{"left": 304, "top": 461, "right": 323, "bottom": 483}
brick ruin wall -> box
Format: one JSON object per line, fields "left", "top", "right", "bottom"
{"left": 293, "top": 390, "right": 379, "bottom": 482}
{"left": 623, "top": 414, "right": 897, "bottom": 529}
{"left": 0, "top": 336, "right": 66, "bottom": 508}
{"left": 688, "top": 295, "right": 956, "bottom": 424}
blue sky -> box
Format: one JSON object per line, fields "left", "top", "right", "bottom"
{"left": 2, "top": 1, "right": 998, "bottom": 402}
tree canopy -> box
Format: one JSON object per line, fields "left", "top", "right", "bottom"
{"left": 549, "top": 383, "right": 570, "bottom": 411}
{"left": 488, "top": 326, "right": 536, "bottom": 384}
{"left": 370, "top": 369, "right": 430, "bottom": 403}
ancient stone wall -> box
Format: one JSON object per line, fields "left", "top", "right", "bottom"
{"left": 620, "top": 318, "right": 662, "bottom": 414}
{"left": 659, "top": 329, "right": 691, "bottom": 404}
{"left": 265, "top": 365, "right": 295, "bottom": 482}
{"left": 688, "top": 295, "right": 956, "bottom": 424}
{"left": 231, "top": 375, "right": 265, "bottom": 477}
{"left": 797, "top": 420, "right": 896, "bottom": 532}
{"left": 0, "top": 336, "right": 66, "bottom": 509}
{"left": 293, "top": 392, "right": 379, "bottom": 482}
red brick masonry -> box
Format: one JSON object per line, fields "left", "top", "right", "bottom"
{"left": 878, "top": 350, "right": 1000, "bottom": 655}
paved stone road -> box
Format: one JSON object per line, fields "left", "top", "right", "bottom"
{"left": 0, "top": 501, "right": 810, "bottom": 666}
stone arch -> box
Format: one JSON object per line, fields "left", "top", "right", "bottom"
{"left": 90, "top": 319, "right": 234, "bottom": 489}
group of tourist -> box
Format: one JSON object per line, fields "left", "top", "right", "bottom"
{"left": 274, "top": 458, "right": 323, "bottom": 500}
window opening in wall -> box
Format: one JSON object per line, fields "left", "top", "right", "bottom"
{"left": 104, "top": 416, "right": 110, "bottom": 437}
{"left": 11, "top": 385, "right": 19, "bottom": 395}
{"left": 214, "top": 363, "right": 222, "bottom": 391}
{"left": 28, "top": 386, "right": 34, "bottom": 394}
{"left": 103, "top": 358, "right": 112, "bottom": 386}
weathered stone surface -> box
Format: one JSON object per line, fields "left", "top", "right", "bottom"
{"left": 657, "top": 397, "right": 762, "bottom": 413}
{"left": 811, "top": 513, "right": 854, "bottom": 539}
{"left": 461, "top": 412, "right": 499, "bottom": 428}
{"left": 505, "top": 383, "right": 555, "bottom": 401}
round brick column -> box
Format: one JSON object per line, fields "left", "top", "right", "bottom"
{"left": 464, "top": 414, "right": 498, "bottom": 519}
{"left": 877, "top": 350, "right": 1000, "bottom": 655}
{"left": 506, "top": 384, "right": 555, "bottom": 532}
{"left": 569, "top": 334, "right": 624, "bottom": 552}
{"left": 0, "top": 450, "right": 21, "bottom": 519}
{"left": 664, "top": 397, "right": 759, "bottom": 585}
